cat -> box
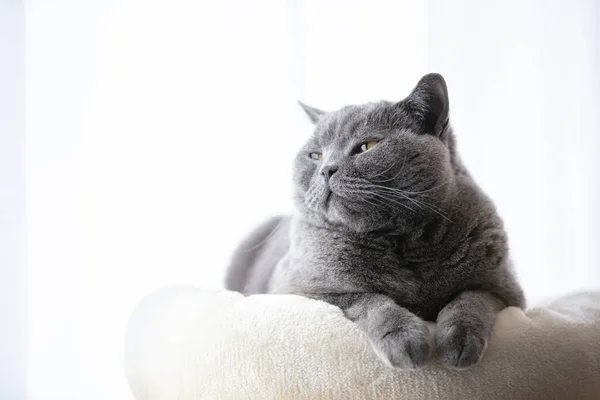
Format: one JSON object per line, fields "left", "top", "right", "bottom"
{"left": 225, "top": 73, "right": 525, "bottom": 370}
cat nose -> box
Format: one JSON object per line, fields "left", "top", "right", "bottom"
{"left": 321, "top": 166, "right": 338, "bottom": 182}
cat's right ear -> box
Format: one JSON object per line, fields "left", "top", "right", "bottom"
{"left": 298, "top": 101, "right": 325, "bottom": 124}
{"left": 403, "top": 73, "right": 449, "bottom": 137}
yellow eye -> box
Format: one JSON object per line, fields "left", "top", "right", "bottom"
{"left": 309, "top": 152, "right": 323, "bottom": 160}
{"left": 359, "top": 141, "right": 378, "bottom": 152}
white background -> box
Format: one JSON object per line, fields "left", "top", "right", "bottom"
{"left": 1, "top": 1, "right": 25, "bottom": 398}
{"left": 2, "top": 0, "right": 599, "bottom": 398}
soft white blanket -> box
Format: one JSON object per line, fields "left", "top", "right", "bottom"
{"left": 125, "top": 288, "right": 600, "bottom": 400}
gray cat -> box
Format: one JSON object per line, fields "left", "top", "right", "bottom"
{"left": 225, "top": 73, "right": 525, "bottom": 370}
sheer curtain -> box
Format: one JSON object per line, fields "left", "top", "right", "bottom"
{"left": 1, "top": 2, "right": 25, "bottom": 399}
{"left": 20, "top": 0, "right": 600, "bottom": 398}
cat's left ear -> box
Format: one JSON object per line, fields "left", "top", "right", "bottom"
{"left": 403, "top": 73, "right": 449, "bottom": 137}
{"left": 298, "top": 101, "right": 325, "bottom": 124}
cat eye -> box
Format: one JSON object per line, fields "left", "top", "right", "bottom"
{"left": 358, "top": 140, "right": 378, "bottom": 153}
{"left": 309, "top": 152, "right": 323, "bottom": 161}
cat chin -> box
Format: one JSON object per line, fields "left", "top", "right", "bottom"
{"left": 298, "top": 193, "right": 388, "bottom": 232}
{"left": 325, "top": 202, "right": 346, "bottom": 225}
{"left": 323, "top": 200, "right": 388, "bottom": 232}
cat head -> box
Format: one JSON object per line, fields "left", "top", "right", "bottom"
{"left": 293, "top": 73, "right": 456, "bottom": 232}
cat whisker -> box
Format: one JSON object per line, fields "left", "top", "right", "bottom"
{"left": 365, "top": 190, "right": 417, "bottom": 213}
{"left": 339, "top": 186, "right": 398, "bottom": 214}
{"left": 357, "top": 181, "right": 454, "bottom": 222}
{"left": 369, "top": 153, "right": 409, "bottom": 184}
{"left": 406, "top": 196, "right": 453, "bottom": 222}
{"left": 365, "top": 161, "right": 397, "bottom": 180}
{"left": 396, "top": 179, "right": 451, "bottom": 195}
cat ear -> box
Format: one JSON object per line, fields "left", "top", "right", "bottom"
{"left": 298, "top": 101, "right": 325, "bottom": 124}
{"left": 403, "top": 73, "right": 449, "bottom": 136}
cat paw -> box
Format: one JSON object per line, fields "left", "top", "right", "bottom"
{"left": 370, "top": 319, "right": 431, "bottom": 369}
{"left": 435, "top": 323, "right": 487, "bottom": 369}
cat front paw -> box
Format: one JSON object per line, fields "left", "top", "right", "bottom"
{"left": 435, "top": 323, "right": 488, "bottom": 369}
{"left": 370, "top": 318, "right": 431, "bottom": 369}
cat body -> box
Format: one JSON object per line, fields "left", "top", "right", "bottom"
{"left": 226, "top": 74, "right": 524, "bottom": 369}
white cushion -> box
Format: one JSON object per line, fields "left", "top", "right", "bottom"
{"left": 125, "top": 287, "right": 600, "bottom": 400}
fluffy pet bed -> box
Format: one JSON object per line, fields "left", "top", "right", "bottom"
{"left": 125, "top": 287, "right": 600, "bottom": 400}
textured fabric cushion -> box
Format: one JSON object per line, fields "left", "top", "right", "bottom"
{"left": 125, "top": 287, "right": 600, "bottom": 400}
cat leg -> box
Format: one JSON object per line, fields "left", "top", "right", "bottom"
{"left": 434, "top": 290, "right": 504, "bottom": 369}
{"left": 322, "top": 293, "right": 432, "bottom": 369}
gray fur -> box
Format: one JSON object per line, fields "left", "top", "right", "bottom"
{"left": 226, "top": 73, "right": 525, "bottom": 369}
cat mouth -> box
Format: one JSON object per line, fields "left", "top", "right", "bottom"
{"left": 324, "top": 189, "right": 333, "bottom": 206}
